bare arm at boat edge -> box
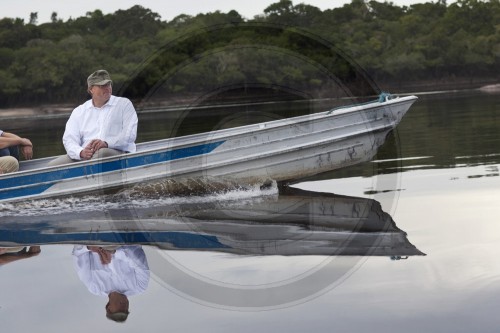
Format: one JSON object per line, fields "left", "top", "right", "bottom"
{"left": 0, "top": 131, "right": 33, "bottom": 160}
{"left": 0, "top": 246, "right": 41, "bottom": 265}
{"left": 0, "top": 131, "right": 32, "bottom": 149}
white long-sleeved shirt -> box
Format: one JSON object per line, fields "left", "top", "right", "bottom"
{"left": 63, "top": 96, "right": 138, "bottom": 160}
{"left": 72, "top": 245, "right": 150, "bottom": 297}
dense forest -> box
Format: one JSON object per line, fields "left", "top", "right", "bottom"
{"left": 0, "top": 0, "right": 499, "bottom": 107}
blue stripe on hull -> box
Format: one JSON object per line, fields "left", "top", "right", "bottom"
{"left": 0, "top": 141, "right": 224, "bottom": 200}
{"left": 0, "top": 230, "right": 231, "bottom": 249}
{"left": 0, "top": 184, "right": 54, "bottom": 200}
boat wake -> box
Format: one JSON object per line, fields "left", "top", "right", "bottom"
{"left": 0, "top": 179, "right": 279, "bottom": 218}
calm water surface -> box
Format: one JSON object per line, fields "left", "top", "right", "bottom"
{"left": 1, "top": 90, "right": 499, "bottom": 332}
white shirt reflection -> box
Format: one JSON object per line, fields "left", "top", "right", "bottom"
{"left": 72, "top": 245, "right": 150, "bottom": 297}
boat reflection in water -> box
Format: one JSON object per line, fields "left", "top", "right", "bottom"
{"left": 0, "top": 187, "right": 424, "bottom": 319}
{"left": 0, "top": 187, "right": 424, "bottom": 258}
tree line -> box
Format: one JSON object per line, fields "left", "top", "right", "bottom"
{"left": 0, "top": 0, "right": 499, "bottom": 107}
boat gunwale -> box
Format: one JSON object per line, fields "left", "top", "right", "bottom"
{"left": 134, "top": 95, "right": 417, "bottom": 151}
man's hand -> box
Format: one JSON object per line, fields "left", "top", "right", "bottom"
{"left": 25, "top": 246, "right": 41, "bottom": 257}
{"left": 87, "top": 139, "right": 108, "bottom": 152}
{"left": 87, "top": 246, "right": 114, "bottom": 265}
{"left": 80, "top": 147, "right": 94, "bottom": 160}
{"left": 21, "top": 145, "right": 33, "bottom": 160}
{"left": 20, "top": 138, "right": 33, "bottom": 160}
{"left": 81, "top": 139, "right": 108, "bottom": 160}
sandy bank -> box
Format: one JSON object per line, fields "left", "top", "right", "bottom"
{"left": 0, "top": 105, "right": 73, "bottom": 118}
{"left": 479, "top": 84, "right": 500, "bottom": 93}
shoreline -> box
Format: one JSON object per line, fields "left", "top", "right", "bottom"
{"left": 1, "top": 82, "right": 498, "bottom": 119}
{"left": 0, "top": 105, "right": 74, "bottom": 119}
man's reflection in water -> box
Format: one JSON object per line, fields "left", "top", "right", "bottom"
{"left": 0, "top": 246, "right": 41, "bottom": 266}
{"left": 72, "top": 245, "right": 150, "bottom": 323}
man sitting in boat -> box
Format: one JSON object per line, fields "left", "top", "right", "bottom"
{"left": 0, "top": 130, "right": 33, "bottom": 174}
{"left": 48, "top": 69, "right": 138, "bottom": 166}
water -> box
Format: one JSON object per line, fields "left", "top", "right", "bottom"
{"left": 1, "top": 90, "right": 499, "bottom": 332}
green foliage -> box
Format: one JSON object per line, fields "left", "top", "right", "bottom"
{"left": 0, "top": 0, "right": 499, "bottom": 107}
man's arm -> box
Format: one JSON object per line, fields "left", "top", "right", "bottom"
{"left": 103, "top": 98, "right": 138, "bottom": 153}
{"left": 0, "top": 246, "right": 41, "bottom": 266}
{"left": 115, "top": 246, "right": 150, "bottom": 294}
{"left": 0, "top": 132, "right": 33, "bottom": 160}
{"left": 63, "top": 108, "right": 85, "bottom": 160}
{"left": 0, "top": 132, "right": 32, "bottom": 149}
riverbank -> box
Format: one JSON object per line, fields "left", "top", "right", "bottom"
{"left": 0, "top": 105, "right": 74, "bottom": 119}
{"left": 1, "top": 81, "right": 498, "bottom": 119}
{"left": 380, "top": 77, "right": 500, "bottom": 95}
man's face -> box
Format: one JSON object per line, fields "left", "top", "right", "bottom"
{"left": 106, "top": 293, "right": 129, "bottom": 314}
{"left": 90, "top": 82, "right": 112, "bottom": 103}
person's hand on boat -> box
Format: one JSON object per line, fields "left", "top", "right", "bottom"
{"left": 21, "top": 146, "right": 33, "bottom": 159}
{"left": 21, "top": 144, "right": 33, "bottom": 160}
{"left": 26, "top": 246, "right": 41, "bottom": 256}
{"left": 20, "top": 138, "right": 33, "bottom": 160}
